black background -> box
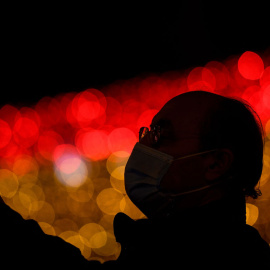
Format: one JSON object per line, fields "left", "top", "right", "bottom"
{"left": 2, "top": 1, "right": 269, "bottom": 107}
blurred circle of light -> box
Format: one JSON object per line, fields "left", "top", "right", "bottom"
{"left": 0, "top": 169, "right": 19, "bottom": 198}
{"left": 138, "top": 77, "right": 171, "bottom": 109}
{"left": 246, "top": 203, "right": 259, "bottom": 226}
{"left": 12, "top": 155, "right": 39, "bottom": 184}
{"left": 108, "top": 127, "right": 137, "bottom": 153}
{"left": 136, "top": 109, "right": 159, "bottom": 131}
{"left": 53, "top": 144, "right": 88, "bottom": 187}
{"left": 266, "top": 119, "right": 270, "bottom": 139}
{"left": 35, "top": 97, "right": 62, "bottom": 128}
{"left": 205, "top": 61, "right": 229, "bottom": 91}
{"left": 262, "top": 83, "right": 270, "bottom": 109}
{"left": 106, "top": 151, "right": 130, "bottom": 181}
{"left": 96, "top": 188, "right": 124, "bottom": 215}
{"left": 79, "top": 223, "right": 107, "bottom": 249}
{"left": 104, "top": 97, "right": 123, "bottom": 126}
{"left": 75, "top": 129, "right": 110, "bottom": 161}
{"left": 37, "top": 130, "right": 64, "bottom": 161}
{"left": 187, "top": 67, "right": 216, "bottom": 92}
{"left": 0, "top": 119, "right": 12, "bottom": 149}
{"left": 260, "top": 66, "right": 270, "bottom": 87}
{"left": 66, "top": 89, "right": 107, "bottom": 128}
{"left": 238, "top": 51, "right": 264, "bottom": 80}
{"left": 93, "top": 232, "right": 121, "bottom": 257}
{"left": 13, "top": 117, "right": 39, "bottom": 148}
{"left": 0, "top": 104, "right": 20, "bottom": 126}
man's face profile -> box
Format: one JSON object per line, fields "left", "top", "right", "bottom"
{"left": 139, "top": 91, "right": 234, "bottom": 204}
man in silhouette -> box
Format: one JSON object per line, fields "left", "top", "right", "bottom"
{"left": 114, "top": 90, "right": 270, "bottom": 268}
{"left": 1, "top": 90, "right": 269, "bottom": 269}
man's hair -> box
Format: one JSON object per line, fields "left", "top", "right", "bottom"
{"left": 201, "top": 95, "right": 265, "bottom": 199}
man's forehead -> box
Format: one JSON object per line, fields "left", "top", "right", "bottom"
{"left": 151, "top": 91, "right": 223, "bottom": 135}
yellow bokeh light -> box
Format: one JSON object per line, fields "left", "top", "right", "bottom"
{"left": 13, "top": 155, "right": 39, "bottom": 184}
{"left": 66, "top": 178, "right": 94, "bottom": 202}
{"left": 261, "top": 154, "right": 270, "bottom": 186}
{"left": 110, "top": 174, "right": 126, "bottom": 194}
{"left": 93, "top": 232, "right": 121, "bottom": 258}
{"left": 265, "top": 119, "right": 270, "bottom": 139}
{"left": 246, "top": 203, "right": 259, "bottom": 226}
{"left": 38, "top": 222, "right": 56, "bottom": 236}
{"left": 120, "top": 195, "right": 146, "bottom": 220}
{"left": 53, "top": 218, "right": 79, "bottom": 235}
{"left": 79, "top": 223, "right": 107, "bottom": 249}
{"left": 106, "top": 151, "right": 130, "bottom": 176}
{"left": 29, "top": 201, "right": 55, "bottom": 224}
{"left": 96, "top": 188, "right": 124, "bottom": 215}
{"left": 0, "top": 169, "right": 19, "bottom": 198}
{"left": 111, "top": 166, "right": 125, "bottom": 180}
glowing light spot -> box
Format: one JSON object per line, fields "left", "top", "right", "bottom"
{"left": 106, "top": 151, "right": 130, "bottom": 176}
{"left": 120, "top": 196, "right": 145, "bottom": 220}
{"left": 0, "top": 169, "right": 19, "bottom": 198}
{"left": 13, "top": 155, "right": 39, "bottom": 181}
{"left": 96, "top": 188, "right": 124, "bottom": 215}
{"left": 260, "top": 66, "right": 270, "bottom": 87}
{"left": 35, "top": 97, "right": 62, "bottom": 127}
{"left": 104, "top": 97, "right": 123, "bottom": 126}
{"left": 75, "top": 129, "right": 110, "bottom": 161}
{"left": 0, "top": 104, "right": 20, "bottom": 127}
{"left": 262, "top": 83, "right": 270, "bottom": 109}
{"left": 53, "top": 219, "right": 79, "bottom": 235}
{"left": 53, "top": 144, "right": 88, "bottom": 187}
{"left": 261, "top": 154, "right": 270, "bottom": 186}
{"left": 246, "top": 203, "right": 259, "bottom": 226}
{"left": 187, "top": 67, "right": 216, "bottom": 92}
{"left": 93, "top": 232, "right": 121, "bottom": 257}
{"left": 37, "top": 130, "right": 64, "bottom": 161}
{"left": 29, "top": 201, "right": 55, "bottom": 224}
{"left": 66, "top": 179, "right": 95, "bottom": 202}
{"left": 0, "top": 119, "right": 12, "bottom": 149}
{"left": 66, "top": 89, "right": 107, "bottom": 128}
{"left": 108, "top": 128, "right": 137, "bottom": 153}
{"left": 79, "top": 223, "right": 107, "bottom": 248}
{"left": 136, "top": 109, "right": 159, "bottom": 131}
{"left": 238, "top": 51, "right": 264, "bottom": 80}
{"left": 205, "top": 61, "right": 229, "bottom": 91}
{"left": 13, "top": 117, "right": 39, "bottom": 148}
{"left": 265, "top": 119, "right": 270, "bottom": 139}
{"left": 38, "top": 222, "right": 56, "bottom": 236}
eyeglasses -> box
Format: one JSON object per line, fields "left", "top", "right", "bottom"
{"left": 139, "top": 125, "right": 161, "bottom": 145}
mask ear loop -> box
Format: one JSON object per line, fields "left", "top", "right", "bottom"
{"left": 174, "top": 148, "right": 220, "bottom": 161}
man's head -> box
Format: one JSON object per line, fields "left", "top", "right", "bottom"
{"left": 140, "top": 90, "right": 264, "bottom": 203}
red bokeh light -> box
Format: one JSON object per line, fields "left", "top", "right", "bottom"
{"left": 108, "top": 127, "right": 137, "bottom": 153}
{"left": 260, "top": 66, "right": 270, "bottom": 87}
{"left": 75, "top": 129, "right": 110, "bottom": 161}
{"left": 37, "top": 131, "right": 64, "bottom": 161}
{"left": 35, "top": 97, "right": 63, "bottom": 128}
{"left": 66, "top": 89, "right": 107, "bottom": 128}
{"left": 53, "top": 144, "right": 81, "bottom": 173}
{"left": 0, "top": 120, "right": 12, "bottom": 149}
{"left": 13, "top": 117, "right": 39, "bottom": 148}
{"left": 205, "top": 61, "right": 229, "bottom": 91}
{"left": 238, "top": 51, "right": 264, "bottom": 80}
{"left": 187, "top": 67, "right": 216, "bottom": 92}
{"left": 136, "top": 109, "right": 159, "bottom": 130}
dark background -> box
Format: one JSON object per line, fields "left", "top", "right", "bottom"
{"left": 2, "top": 1, "right": 269, "bottom": 107}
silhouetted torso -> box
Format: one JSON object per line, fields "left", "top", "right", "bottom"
{"left": 112, "top": 198, "right": 270, "bottom": 269}
{"left": 1, "top": 197, "right": 269, "bottom": 269}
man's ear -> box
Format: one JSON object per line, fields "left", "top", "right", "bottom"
{"left": 204, "top": 149, "right": 234, "bottom": 181}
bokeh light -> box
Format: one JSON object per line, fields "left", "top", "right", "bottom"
{"left": 238, "top": 51, "right": 264, "bottom": 80}
{"left": 0, "top": 49, "right": 269, "bottom": 262}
